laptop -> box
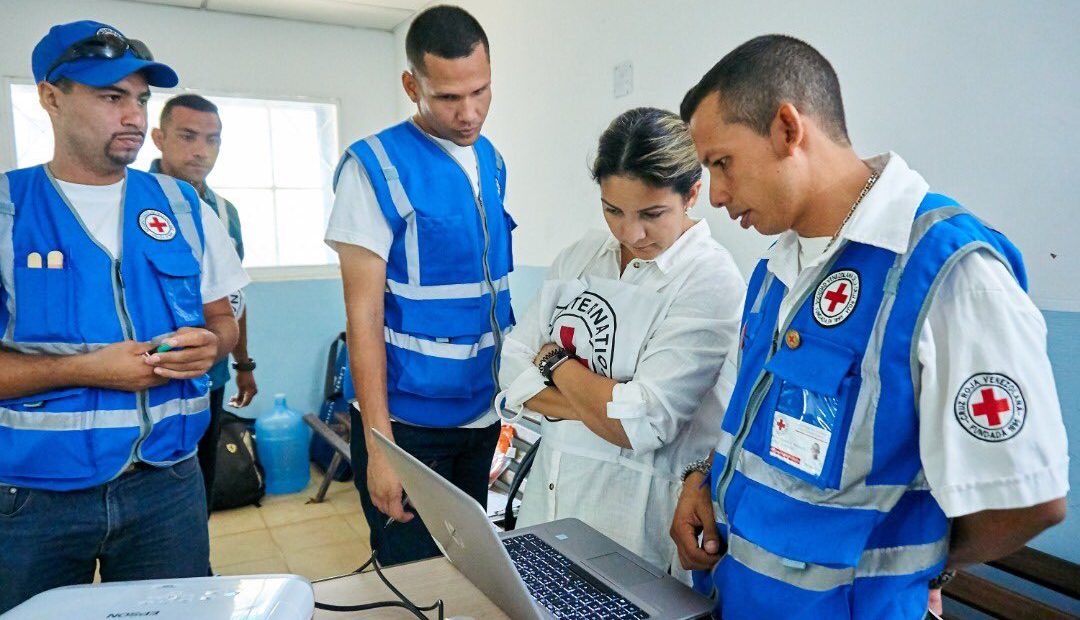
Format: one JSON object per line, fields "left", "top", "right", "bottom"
{"left": 372, "top": 429, "right": 714, "bottom": 620}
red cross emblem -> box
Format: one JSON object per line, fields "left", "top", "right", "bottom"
{"left": 824, "top": 282, "right": 849, "bottom": 312}
{"left": 813, "top": 269, "right": 860, "bottom": 326}
{"left": 138, "top": 209, "right": 176, "bottom": 240}
{"left": 954, "top": 374, "right": 1026, "bottom": 442}
{"left": 776, "top": 418, "right": 786, "bottom": 432}
{"left": 970, "top": 387, "right": 1010, "bottom": 427}
{"left": 558, "top": 326, "right": 590, "bottom": 369}
{"left": 147, "top": 216, "right": 169, "bottom": 233}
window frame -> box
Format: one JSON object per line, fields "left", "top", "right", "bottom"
{"left": 2, "top": 76, "right": 343, "bottom": 282}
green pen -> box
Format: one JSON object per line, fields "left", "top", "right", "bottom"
{"left": 146, "top": 342, "right": 174, "bottom": 356}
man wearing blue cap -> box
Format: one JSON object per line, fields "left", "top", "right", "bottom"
{"left": 0, "top": 21, "right": 250, "bottom": 612}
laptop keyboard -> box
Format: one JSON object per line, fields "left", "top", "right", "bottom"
{"left": 502, "top": 533, "right": 650, "bottom": 619}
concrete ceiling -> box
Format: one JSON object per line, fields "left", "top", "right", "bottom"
{"left": 123, "top": 0, "right": 429, "bottom": 31}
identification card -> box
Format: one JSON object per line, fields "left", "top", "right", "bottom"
{"left": 769, "top": 412, "right": 831, "bottom": 477}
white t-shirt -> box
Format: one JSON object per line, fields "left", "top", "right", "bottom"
{"left": 325, "top": 120, "right": 496, "bottom": 428}
{"left": 765, "top": 152, "right": 1069, "bottom": 518}
{"left": 54, "top": 178, "right": 250, "bottom": 304}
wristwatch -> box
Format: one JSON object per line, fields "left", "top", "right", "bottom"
{"left": 928, "top": 570, "right": 956, "bottom": 590}
{"left": 536, "top": 347, "right": 573, "bottom": 385}
{"left": 680, "top": 456, "right": 712, "bottom": 482}
{"left": 232, "top": 358, "right": 256, "bottom": 372}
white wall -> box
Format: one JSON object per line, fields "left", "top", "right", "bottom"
{"left": 0, "top": 0, "right": 400, "bottom": 171}
{"left": 395, "top": 0, "right": 1080, "bottom": 312}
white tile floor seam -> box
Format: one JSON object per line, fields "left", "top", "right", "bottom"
{"left": 209, "top": 466, "right": 372, "bottom": 579}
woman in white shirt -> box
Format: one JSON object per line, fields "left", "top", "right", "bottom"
{"left": 498, "top": 107, "right": 745, "bottom": 578}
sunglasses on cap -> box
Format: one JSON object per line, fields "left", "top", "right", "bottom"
{"left": 45, "top": 29, "right": 154, "bottom": 83}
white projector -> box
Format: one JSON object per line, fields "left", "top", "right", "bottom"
{"left": 2, "top": 574, "right": 314, "bottom": 619}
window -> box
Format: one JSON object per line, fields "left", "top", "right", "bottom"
{"left": 7, "top": 82, "right": 340, "bottom": 274}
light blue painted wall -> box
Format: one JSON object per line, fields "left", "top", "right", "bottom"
{"left": 244, "top": 267, "right": 1077, "bottom": 565}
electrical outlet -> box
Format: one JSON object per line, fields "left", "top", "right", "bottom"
{"left": 614, "top": 61, "right": 633, "bottom": 98}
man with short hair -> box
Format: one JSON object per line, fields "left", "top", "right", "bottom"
{"left": 151, "top": 94, "right": 258, "bottom": 513}
{"left": 671, "top": 35, "right": 1068, "bottom": 619}
{"left": 325, "top": 5, "right": 514, "bottom": 566}
{"left": 0, "top": 21, "right": 249, "bottom": 613}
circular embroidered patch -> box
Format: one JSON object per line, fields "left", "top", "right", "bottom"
{"left": 138, "top": 209, "right": 176, "bottom": 241}
{"left": 813, "top": 269, "right": 860, "bottom": 327}
{"left": 953, "top": 373, "right": 1026, "bottom": 442}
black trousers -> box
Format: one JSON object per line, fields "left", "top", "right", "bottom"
{"left": 350, "top": 406, "right": 500, "bottom": 567}
{"left": 197, "top": 387, "right": 226, "bottom": 516}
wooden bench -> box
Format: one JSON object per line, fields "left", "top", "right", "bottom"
{"left": 943, "top": 546, "right": 1079, "bottom": 619}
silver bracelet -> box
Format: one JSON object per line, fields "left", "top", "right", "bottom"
{"left": 680, "top": 456, "right": 712, "bottom": 482}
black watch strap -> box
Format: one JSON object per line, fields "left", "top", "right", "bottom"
{"left": 537, "top": 348, "right": 572, "bottom": 384}
{"left": 232, "top": 358, "right": 256, "bottom": 372}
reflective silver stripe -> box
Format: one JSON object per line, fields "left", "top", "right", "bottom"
{"left": 0, "top": 394, "right": 209, "bottom": 431}
{"left": 0, "top": 173, "right": 15, "bottom": 342}
{"left": 728, "top": 532, "right": 947, "bottom": 592}
{"left": 839, "top": 206, "right": 966, "bottom": 490}
{"left": 857, "top": 536, "right": 948, "bottom": 578}
{"left": 715, "top": 429, "right": 736, "bottom": 456}
{"left": 147, "top": 394, "right": 211, "bottom": 424}
{"left": 386, "top": 275, "right": 509, "bottom": 300}
{"left": 910, "top": 240, "right": 1004, "bottom": 400}
{"left": 364, "top": 136, "right": 420, "bottom": 285}
{"left": 728, "top": 534, "right": 854, "bottom": 592}
{"left": 0, "top": 405, "right": 141, "bottom": 431}
{"left": 0, "top": 340, "right": 110, "bottom": 355}
{"left": 738, "top": 449, "right": 910, "bottom": 510}
{"left": 152, "top": 173, "right": 203, "bottom": 265}
{"left": 384, "top": 326, "right": 495, "bottom": 360}
{"left": 749, "top": 271, "right": 774, "bottom": 314}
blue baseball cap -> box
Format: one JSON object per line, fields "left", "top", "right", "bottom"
{"left": 32, "top": 20, "right": 178, "bottom": 88}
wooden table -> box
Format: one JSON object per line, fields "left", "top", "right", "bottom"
{"left": 312, "top": 557, "right": 510, "bottom": 619}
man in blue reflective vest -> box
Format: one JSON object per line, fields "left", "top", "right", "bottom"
{"left": 670, "top": 35, "right": 1068, "bottom": 619}
{"left": 324, "top": 5, "right": 514, "bottom": 566}
{"left": 0, "top": 21, "right": 248, "bottom": 613}
{"left": 150, "top": 94, "right": 258, "bottom": 514}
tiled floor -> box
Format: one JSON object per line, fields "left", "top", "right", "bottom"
{"left": 209, "top": 466, "right": 372, "bottom": 580}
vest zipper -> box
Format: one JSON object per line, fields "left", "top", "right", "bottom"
{"left": 474, "top": 192, "right": 503, "bottom": 410}
{"left": 713, "top": 331, "right": 777, "bottom": 515}
{"left": 114, "top": 259, "right": 152, "bottom": 460}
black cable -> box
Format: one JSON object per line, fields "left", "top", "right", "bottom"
{"left": 313, "top": 550, "right": 444, "bottom": 619}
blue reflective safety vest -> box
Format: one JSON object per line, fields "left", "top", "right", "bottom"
{"left": 0, "top": 165, "right": 211, "bottom": 491}
{"left": 334, "top": 121, "right": 515, "bottom": 427}
{"left": 702, "top": 194, "right": 1027, "bottom": 619}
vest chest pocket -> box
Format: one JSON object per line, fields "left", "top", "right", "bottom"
{"left": 762, "top": 331, "right": 860, "bottom": 489}
{"left": 12, "top": 264, "right": 72, "bottom": 342}
{"left": 144, "top": 249, "right": 203, "bottom": 328}
{"left": 415, "top": 214, "right": 481, "bottom": 285}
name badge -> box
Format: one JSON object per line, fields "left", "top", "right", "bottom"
{"left": 769, "top": 412, "right": 831, "bottom": 477}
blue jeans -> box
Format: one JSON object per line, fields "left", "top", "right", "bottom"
{"left": 0, "top": 456, "right": 210, "bottom": 614}
{"left": 351, "top": 408, "right": 501, "bottom": 567}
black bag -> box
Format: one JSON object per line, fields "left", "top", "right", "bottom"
{"left": 309, "top": 332, "right": 354, "bottom": 481}
{"left": 211, "top": 411, "right": 266, "bottom": 511}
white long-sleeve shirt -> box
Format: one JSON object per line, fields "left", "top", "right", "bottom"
{"left": 499, "top": 220, "right": 744, "bottom": 575}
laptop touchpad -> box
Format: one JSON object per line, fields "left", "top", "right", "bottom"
{"left": 586, "top": 552, "right": 659, "bottom": 587}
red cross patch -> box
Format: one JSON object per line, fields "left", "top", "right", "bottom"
{"left": 953, "top": 373, "right": 1026, "bottom": 442}
{"left": 138, "top": 209, "right": 177, "bottom": 241}
{"left": 813, "top": 269, "right": 860, "bottom": 327}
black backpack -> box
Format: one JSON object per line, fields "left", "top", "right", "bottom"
{"left": 309, "top": 332, "right": 354, "bottom": 481}
{"left": 211, "top": 411, "right": 266, "bottom": 510}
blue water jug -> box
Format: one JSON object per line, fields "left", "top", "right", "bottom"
{"left": 255, "top": 393, "right": 311, "bottom": 494}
